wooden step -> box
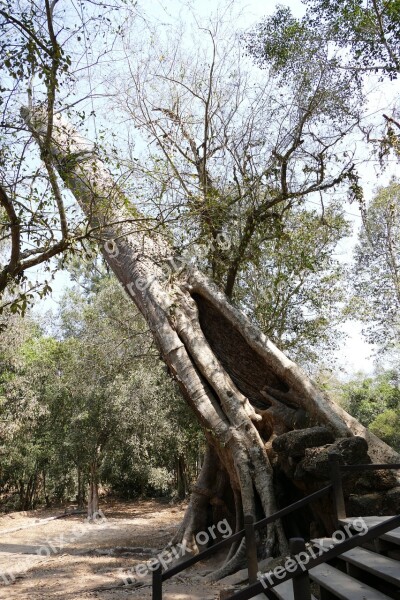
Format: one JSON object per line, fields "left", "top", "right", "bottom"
{"left": 271, "top": 579, "right": 317, "bottom": 600}
{"left": 339, "top": 546, "right": 400, "bottom": 587}
{"left": 311, "top": 537, "right": 335, "bottom": 551}
{"left": 339, "top": 516, "right": 400, "bottom": 546}
{"left": 309, "top": 562, "right": 392, "bottom": 600}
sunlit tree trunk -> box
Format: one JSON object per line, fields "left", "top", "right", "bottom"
{"left": 25, "top": 108, "right": 400, "bottom": 576}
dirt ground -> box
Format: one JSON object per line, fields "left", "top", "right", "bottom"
{"left": 0, "top": 499, "right": 226, "bottom": 600}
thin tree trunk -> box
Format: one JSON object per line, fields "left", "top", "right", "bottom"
{"left": 87, "top": 463, "right": 99, "bottom": 520}
{"left": 29, "top": 470, "right": 38, "bottom": 508}
{"left": 43, "top": 469, "right": 50, "bottom": 507}
{"left": 176, "top": 457, "right": 184, "bottom": 499}
{"left": 176, "top": 455, "right": 189, "bottom": 499}
{"left": 77, "top": 467, "right": 85, "bottom": 509}
{"left": 18, "top": 481, "right": 25, "bottom": 510}
{"left": 25, "top": 108, "right": 400, "bottom": 574}
{"left": 21, "top": 472, "right": 38, "bottom": 511}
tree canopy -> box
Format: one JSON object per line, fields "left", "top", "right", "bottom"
{"left": 353, "top": 179, "right": 400, "bottom": 352}
{"left": 246, "top": 0, "right": 400, "bottom": 80}
{"left": 0, "top": 272, "right": 203, "bottom": 510}
{"left": 0, "top": 0, "right": 366, "bottom": 365}
{"left": 340, "top": 369, "right": 400, "bottom": 451}
{"left": 1, "top": 2, "right": 400, "bottom": 566}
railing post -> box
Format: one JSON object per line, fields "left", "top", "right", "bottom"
{"left": 328, "top": 453, "right": 346, "bottom": 524}
{"left": 290, "top": 538, "right": 312, "bottom": 600}
{"left": 244, "top": 514, "right": 258, "bottom": 584}
{"left": 152, "top": 563, "right": 162, "bottom": 600}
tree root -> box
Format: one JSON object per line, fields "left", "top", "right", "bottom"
{"left": 206, "top": 537, "right": 247, "bottom": 581}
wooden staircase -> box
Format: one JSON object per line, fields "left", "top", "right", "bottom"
{"left": 152, "top": 460, "right": 400, "bottom": 600}
{"left": 258, "top": 516, "right": 400, "bottom": 600}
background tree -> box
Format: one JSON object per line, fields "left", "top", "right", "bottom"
{"left": 0, "top": 272, "right": 203, "bottom": 512}
{"left": 353, "top": 179, "right": 400, "bottom": 353}
{"left": 340, "top": 369, "right": 400, "bottom": 425}
{"left": 0, "top": 319, "right": 73, "bottom": 509}
{"left": 237, "top": 204, "right": 350, "bottom": 366}
{"left": 304, "top": 0, "right": 400, "bottom": 79}
{"left": 247, "top": 1, "right": 400, "bottom": 161}
{"left": 0, "top": 0, "right": 126, "bottom": 313}
{"left": 56, "top": 272, "right": 203, "bottom": 514}
{"left": 370, "top": 410, "right": 400, "bottom": 452}
{"left": 340, "top": 369, "right": 400, "bottom": 451}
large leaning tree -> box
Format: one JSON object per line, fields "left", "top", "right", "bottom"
{"left": 23, "top": 105, "right": 400, "bottom": 572}
{"left": 3, "top": 0, "right": 400, "bottom": 578}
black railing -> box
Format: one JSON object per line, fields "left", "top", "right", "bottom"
{"left": 328, "top": 456, "right": 400, "bottom": 524}
{"left": 152, "top": 459, "right": 400, "bottom": 600}
{"left": 152, "top": 484, "right": 333, "bottom": 599}
{"left": 226, "top": 514, "right": 400, "bottom": 600}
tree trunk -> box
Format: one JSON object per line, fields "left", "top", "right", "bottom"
{"left": 87, "top": 463, "right": 99, "bottom": 520}
{"left": 176, "top": 455, "right": 189, "bottom": 499}
{"left": 43, "top": 469, "right": 50, "bottom": 507}
{"left": 18, "top": 480, "right": 25, "bottom": 510}
{"left": 77, "top": 467, "right": 85, "bottom": 509}
{"left": 25, "top": 108, "right": 400, "bottom": 575}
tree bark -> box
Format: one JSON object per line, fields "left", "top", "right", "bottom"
{"left": 87, "top": 463, "right": 99, "bottom": 520}
{"left": 77, "top": 467, "right": 85, "bottom": 509}
{"left": 176, "top": 455, "right": 189, "bottom": 499}
{"left": 24, "top": 108, "right": 400, "bottom": 574}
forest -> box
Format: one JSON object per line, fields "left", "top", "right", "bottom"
{"left": 1, "top": 0, "right": 400, "bottom": 592}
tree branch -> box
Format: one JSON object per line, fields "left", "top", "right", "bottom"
{"left": 0, "top": 9, "right": 52, "bottom": 57}
{"left": 383, "top": 113, "right": 400, "bottom": 130}
{"left": 0, "top": 184, "right": 21, "bottom": 291}
{"left": 371, "top": 0, "right": 400, "bottom": 73}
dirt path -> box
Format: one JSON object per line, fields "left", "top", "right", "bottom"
{"left": 0, "top": 500, "right": 225, "bottom": 600}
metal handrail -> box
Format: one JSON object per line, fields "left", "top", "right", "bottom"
{"left": 253, "top": 484, "right": 332, "bottom": 532}
{"left": 160, "top": 484, "right": 332, "bottom": 583}
{"left": 329, "top": 456, "right": 400, "bottom": 524}
{"left": 340, "top": 462, "right": 400, "bottom": 471}
{"left": 225, "top": 514, "right": 400, "bottom": 600}
{"left": 153, "top": 459, "right": 400, "bottom": 599}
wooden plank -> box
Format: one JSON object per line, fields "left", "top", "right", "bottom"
{"left": 382, "top": 528, "right": 400, "bottom": 546}
{"left": 339, "top": 516, "right": 400, "bottom": 547}
{"left": 309, "top": 563, "right": 392, "bottom": 600}
{"left": 340, "top": 546, "right": 400, "bottom": 587}
{"left": 339, "top": 516, "right": 394, "bottom": 527}
{"left": 272, "top": 579, "right": 317, "bottom": 600}
{"left": 311, "top": 537, "right": 335, "bottom": 551}
{"left": 339, "top": 515, "right": 396, "bottom": 529}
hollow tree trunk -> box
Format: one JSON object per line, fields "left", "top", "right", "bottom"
{"left": 25, "top": 108, "right": 400, "bottom": 575}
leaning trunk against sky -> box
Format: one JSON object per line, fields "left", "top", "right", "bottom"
{"left": 24, "top": 107, "right": 400, "bottom": 577}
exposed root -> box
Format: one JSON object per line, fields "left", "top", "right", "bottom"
{"left": 206, "top": 537, "right": 247, "bottom": 581}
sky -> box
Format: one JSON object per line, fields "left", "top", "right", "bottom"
{"left": 146, "top": 0, "right": 305, "bottom": 24}
{"left": 30, "top": 0, "right": 398, "bottom": 377}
